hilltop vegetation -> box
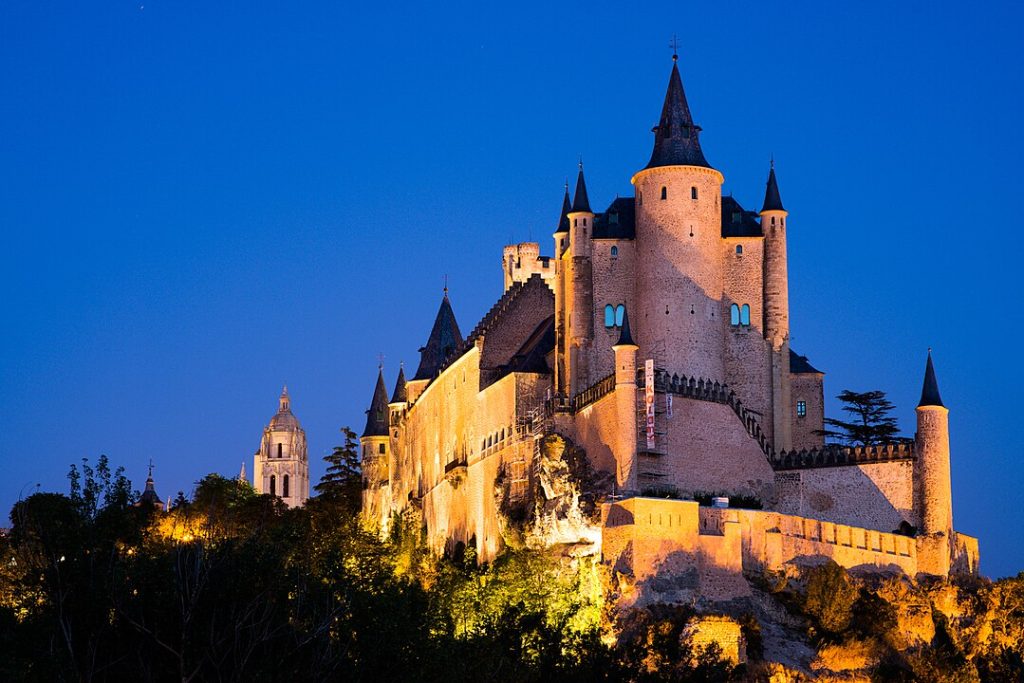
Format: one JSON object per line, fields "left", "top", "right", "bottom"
{"left": 1, "top": 458, "right": 1022, "bottom": 681}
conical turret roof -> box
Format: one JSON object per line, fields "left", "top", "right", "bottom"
{"left": 414, "top": 292, "right": 463, "bottom": 381}
{"left": 645, "top": 59, "right": 711, "bottom": 170}
{"left": 554, "top": 183, "right": 571, "bottom": 234}
{"left": 390, "top": 365, "right": 408, "bottom": 404}
{"left": 761, "top": 162, "right": 785, "bottom": 212}
{"left": 570, "top": 163, "right": 592, "bottom": 213}
{"left": 362, "top": 367, "right": 390, "bottom": 437}
{"left": 918, "top": 350, "right": 945, "bottom": 408}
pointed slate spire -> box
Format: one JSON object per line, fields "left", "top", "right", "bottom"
{"left": 136, "top": 461, "right": 163, "bottom": 507}
{"left": 614, "top": 308, "right": 637, "bottom": 347}
{"left": 390, "top": 364, "right": 408, "bottom": 404}
{"left": 570, "top": 162, "right": 591, "bottom": 213}
{"left": 413, "top": 292, "right": 464, "bottom": 381}
{"left": 362, "top": 367, "right": 390, "bottom": 437}
{"left": 554, "top": 182, "right": 571, "bottom": 234}
{"left": 918, "top": 350, "right": 945, "bottom": 408}
{"left": 645, "top": 57, "right": 711, "bottom": 170}
{"left": 761, "top": 160, "right": 785, "bottom": 212}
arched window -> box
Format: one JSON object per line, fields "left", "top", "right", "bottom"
{"left": 283, "top": 474, "right": 290, "bottom": 498}
{"left": 583, "top": 217, "right": 587, "bottom": 226}
{"left": 610, "top": 245, "right": 619, "bottom": 258}
{"left": 574, "top": 218, "right": 578, "bottom": 227}
{"left": 735, "top": 244, "right": 743, "bottom": 255}
{"left": 378, "top": 443, "right": 385, "bottom": 454}
{"left": 604, "top": 304, "right": 615, "bottom": 328}
{"left": 500, "top": 428, "right": 505, "bottom": 441}
{"left": 730, "top": 304, "right": 740, "bottom": 326}
{"left": 771, "top": 216, "right": 776, "bottom": 226}
{"left": 270, "top": 475, "right": 277, "bottom": 497}
{"left": 615, "top": 305, "right": 625, "bottom": 327}
{"left": 740, "top": 304, "right": 751, "bottom": 326}
{"left": 277, "top": 443, "right": 282, "bottom": 458}
{"left": 691, "top": 186, "right": 698, "bottom": 200}
{"left": 660, "top": 186, "right": 667, "bottom": 200}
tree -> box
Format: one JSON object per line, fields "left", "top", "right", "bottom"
{"left": 803, "top": 561, "right": 858, "bottom": 635}
{"left": 314, "top": 427, "right": 361, "bottom": 514}
{"left": 818, "top": 389, "right": 903, "bottom": 446}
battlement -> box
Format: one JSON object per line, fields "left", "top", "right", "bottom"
{"left": 637, "top": 369, "right": 775, "bottom": 462}
{"left": 571, "top": 373, "right": 616, "bottom": 412}
{"left": 772, "top": 442, "right": 916, "bottom": 471}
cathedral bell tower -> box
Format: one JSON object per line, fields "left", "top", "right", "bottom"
{"left": 632, "top": 54, "right": 726, "bottom": 381}
{"left": 253, "top": 386, "right": 309, "bottom": 508}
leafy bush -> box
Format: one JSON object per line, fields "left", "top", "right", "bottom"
{"left": 803, "top": 561, "right": 858, "bottom": 635}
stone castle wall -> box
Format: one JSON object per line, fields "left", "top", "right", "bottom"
{"left": 790, "top": 371, "right": 825, "bottom": 450}
{"left": 588, "top": 238, "right": 636, "bottom": 385}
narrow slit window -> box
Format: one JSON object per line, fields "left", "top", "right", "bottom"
{"left": 691, "top": 186, "right": 698, "bottom": 200}
{"left": 283, "top": 474, "right": 289, "bottom": 498}
{"left": 735, "top": 244, "right": 743, "bottom": 255}
{"left": 660, "top": 186, "right": 667, "bottom": 200}
{"left": 797, "top": 400, "right": 807, "bottom": 418}
{"left": 277, "top": 443, "right": 283, "bottom": 458}
{"left": 270, "top": 474, "right": 276, "bottom": 497}
{"left": 610, "top": 245, "right": 619, "bottom": 258}
{"left": 378, "top": 443, "right": 385, "bottom": 454}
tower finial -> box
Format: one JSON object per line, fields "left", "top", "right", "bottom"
{"left": 578, "top": 155, "right": 583, "bottom": 171}
{"left": 770, "top": 153, "right": 774, "bottom": 170}
{"left": 670, "top": 34, "right": 679, "bottom": 62}
{"left": 377, "top": 352, "right": 385, "bottom": 370}
{"left": 148, "top": 458, "right": 154, "bottom": 479}
{"left": 443, "top": 274, "right": 449, "bottom": 296}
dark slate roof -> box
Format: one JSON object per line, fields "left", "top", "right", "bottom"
{"left": 413, "top": 294, "right": 463, "bottom": 381}
{"left": 570, "top": 166, "right": 592, "bottom": 213}
{"left": 645, "top": 60, "right": 712, "bottom": 170}
{"left": 761, "top": 165, "right": 785, "bottom": 212}
{"left": 390, "top": 365, "right": 408, "bottom": 404}
{"left": 555, "top": 185, "right": 571, "bottom": 234}
{"left": 721, "top": 196, "right": 763, "bottom": 238}
{"left": 362, "top": 368, "right": 390, "bottom": 437}
{"left": 502, "top": 315, "right": 556, "bottom": 375}
{"left": 789, "top": 349, "right": 823, "bottom": 374}
{"left": 592, "top": 197, "right": 636, "bottom": 239}
{"left": 137, "top": 476, "right": 163, "bottom": 507}
{"left": 918, "top": 351, "right": 944, "bottom": 408}
{"left": 614, "top": 307, "right": 636, "bottom": 347}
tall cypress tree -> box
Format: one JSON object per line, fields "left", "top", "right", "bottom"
{"left": 314, "top": 426, "right": 361, "bottom": 513}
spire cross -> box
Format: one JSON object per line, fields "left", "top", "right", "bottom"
{"left": 443, "top": 274, "right": 449, "bottom": 295}
{"left": 669, "top": 34, "right": 680, "bottom": 61}
{"left": 148, "top": 458, "right": 154, "bottom": 478}
{"left": 377, "top": 352, "right": 385, "bottom": 370}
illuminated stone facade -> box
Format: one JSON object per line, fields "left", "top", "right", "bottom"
{"left": 359, "top": 58, "right": 977, "bottom": 586}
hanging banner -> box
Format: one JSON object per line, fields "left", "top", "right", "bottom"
{"left": 667, "top": 393, "right": 673, "bottom": 418}
{"left": 645, "top": 359, "right": 655, "bottom": 449}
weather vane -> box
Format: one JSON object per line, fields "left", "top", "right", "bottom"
{"left": 443, "top": 274, "right": 449, "bottom": 295}
{"left": 669, "top": 34, "right": 679, "bottom": 61}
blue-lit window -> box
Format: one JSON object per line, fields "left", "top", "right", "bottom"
{"left": 740, "top": 304, "right": 751, "bottom": 326}
{"left": 615, "top": 305, "right": 625, "bottom": 327}
{"left": 735, "top": 244, "right": 743, "bottom": 255}
{"left": 797, "top": 401, "right": 807, "bottom": 418}
{"left": 604, "top": 304, "right": 615, "bottom": 328}
{"left": 730, "top": 304, "right": 740, "bottom": 326}
{"left": 610, "top": 245, "right": 619, "bottom": 258}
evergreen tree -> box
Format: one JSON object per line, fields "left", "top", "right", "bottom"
{"left": 314, "top": 426, "right": 361, "bottom": 513}
{"left": 819, "top": 389, "right": 903, "bottom": 446}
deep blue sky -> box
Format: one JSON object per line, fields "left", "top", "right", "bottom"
{"left": 2, "top": 2, "right": 1022, "bottom": 577}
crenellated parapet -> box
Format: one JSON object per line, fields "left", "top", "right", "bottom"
{"left": 570, "top": 373, "right": 616, "bottom": 412}
{"left": 772, "top": 442, "right": 915, "bottom": 471}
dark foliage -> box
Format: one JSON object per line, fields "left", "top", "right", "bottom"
{"left": 818, "top": 389, "right": 903, "bottom": 446}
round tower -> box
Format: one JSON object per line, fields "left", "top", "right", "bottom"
{"left": 553, "top": 183, "right": 571, "bottom": 395}
{"left": 761, "top": 162, "right": 792, "bottom": 450}
{"left": 633, "top": 56, "right": 726, "bottom": 380}
{"left": 612, "top": 309, "right": 640, "bottom": 492}
{"left": 253, "top": 386, "right": 309, "bottom": 508}
{"left": 566, "top": 163, "right": 595, "bottom": 394}
{"left": 914, "top": 351, "right": 954, "bottom": 576}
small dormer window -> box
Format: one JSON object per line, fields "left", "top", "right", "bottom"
{"left": 609, "top": 213, "right": 619, "bottom": 225}
{"left": 660, "top": 187, "right": 667, "bottom": 200}
{"left": 691, "top": 186, "right": 698, "bottom": 200}
{"left": 732, "top": 212, "right": 741, "bottom": 224}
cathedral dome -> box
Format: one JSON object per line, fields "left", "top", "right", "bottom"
{"left": 268, "top": 386, "right": 302, "bottom": 431}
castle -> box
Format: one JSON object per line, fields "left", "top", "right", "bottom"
{"left": 354, "top": 56, "right": 978, "bottom": 594}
